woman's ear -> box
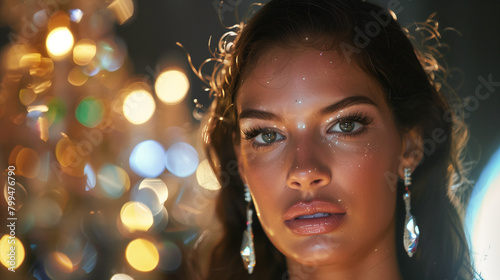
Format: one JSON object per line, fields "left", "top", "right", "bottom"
{"left": 399, "top": 127, "right": 423, "bottom": 177}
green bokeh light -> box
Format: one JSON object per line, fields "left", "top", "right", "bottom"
{"left": 75, "top": 97, "right": 104, "bottom": 128}
{"left": 47, "top": 97, "right": 67, "bottom": 124}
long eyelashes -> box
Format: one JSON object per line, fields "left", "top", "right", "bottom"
{"left": 240, "top": 111, "right": 375, "bottom": 148}
{"left": 242, "top": 126, "right": 267, "bottom": 140}
{"left": 328, "top": 112, "right": 374, "bottom": 137}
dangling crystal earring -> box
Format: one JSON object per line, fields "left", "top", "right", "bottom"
{"left": 240, "top": 184, "right": 256, "bottom": 274}
{"left": 403, "top": 167, "right": 420, "bottom": 257}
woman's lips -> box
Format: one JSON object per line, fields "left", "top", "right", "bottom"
{"left": 283, "top": 200, "right": 346, "bottom": 236}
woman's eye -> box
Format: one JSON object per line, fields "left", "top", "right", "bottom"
{"left": 255, "top": 130, "right": 284, "bottom": 144}
{"left": 329, "top": 121, "right": 363, "bottom": 133}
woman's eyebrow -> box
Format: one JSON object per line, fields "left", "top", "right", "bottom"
{"left": 238, "top": 109, "right": 283, "bottom": 121}
{"left": 238, "top": 95, "right": 377, "bottom": 121}
{"left": 319, "top": 95, "right": 378, "bottom": 116}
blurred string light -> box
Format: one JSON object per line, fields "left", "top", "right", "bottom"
{"left": 196, "top": 159, "right": 221, "bottom": 190}
{"left": 84, "top": 163, "right": 97, "bottom": 191}
{"left": 0, "top": 1, "right": 217, "bottom": 278}
{"left": 73, "top": 39, "right": 97, "bottom": 66}
{"left": 108, "top": 0, "right": 135, "bottom": 25}
{"left": 466, "top": 145, "right": 500, "bottom": 279}
{"left": 13, "top": 147, "right": 41, "bottom": 179}
{"left": 111, "top": 274, "right": 135, "bottom": 280}
{"left": 123, "top": 88, "right": 156, "bottom": 125}
{"left": 165, "top": 142, "right": 199, "bottom": 177}
{"left": 97, "top": 164, "right": 130, "bottom": 198}
{"left": 155, "top": 69, "right": 190, "bottom": 105}
{"left": 45, "top": 252, "right": 74, "bottom": 279}
{"left": 55, "top": 135, "right": 86, "bottom": 176}
{"left": 69, "top": 9, "right": 84, "bottom": 23}
{"left": 0, "top": 235, "right": 25, "bottom": 270}
{"left": 158, "top": 240, "right": 182, "bottom": 272}
{"left": 46, "top": 27, "right": 74, "bottom": 59}
{"left": 120, "top": 201, "right": 154, "bottom": 232}
{"left": 68, "top": 66, "right": 89, "bottom": 86}
{"left": 139, "top": 178, "right": 169, "bottom": 204}
{"left": 129, "top": 140, "right": 166, "bottom": 177}
{"left": 98, "top": 39, "right": 126, "bottom": 72}
{"left": 57, "top": 237, "right": 98, "bottom": 274}
{"left": 30, "top": 198, "right": 63, "bottom": 227}
{"left": 47, "top": 97, "right": 67, "bottom": 124}
{"left": 125, "top": 238, "right": 159, "bottom": 272}
{"left": 75, "top": 97, "right": 105, "bottom": 128}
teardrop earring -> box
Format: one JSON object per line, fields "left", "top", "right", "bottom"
{"left": 403, "top": 167, "right": 420, "bottom": 257}
{"left": 240, "top": 184, "right": 256, "bottom": 274}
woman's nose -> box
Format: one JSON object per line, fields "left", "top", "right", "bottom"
{"left": 286, "top": 139, "right": 331, "bottom": 191}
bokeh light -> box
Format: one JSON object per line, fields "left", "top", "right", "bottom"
{"left": 55, "top": 136, "right": 86, "bottom": 176}
{"left": 97, "top": 164, "right": 130, "bottom": 198}
{"left": 31, "top": 198, "right": 63, "bottom": 227}
{"left": 196, "top": 159, "right": 221, "bottom": 190}
{"left": 152, "top": 206, "right": 169, "bottom": 231}
{"left": 46, "top": 27, "right": 74, "bottom": 59}
{"left": 111, "top": 273, "right": 134, "bottom": 280}
{"left": 69, "top": 9, "right": 84, "bottom": 23}
{"left": 81, "top": 241, "right": 98, "bottom": 273}
{"left": 68, "top": 66, "right": 89, "bottom": 86}
{"left": 125, "top": 238, "right": 159, "bottom": 272}
{"left": 120, "top": 201, "right": 154, "bottom": 232}
{"left": 97, "top": 40, "right": 125, "bottom": 72}
{"left": 0, "top": 235, "right": 25, "bottom": 270}
{"left": 45, "top": 252, "right": 74, "bottom": 279}
{"left": 158, "top": 240, "right": 182, "bottom": 272}
{"left": 155, "top": 70, "right": 190, "bottom": 105}
{"left": 19, "top": 88, "right": 36, "bottom": 106}
{"left": 47, "top": 97, "right": 67, "bottom": 124}
{"left": 123, "top": 89, "right": 155, "bottom": 125}
{"left": 165, "top": 142, "right": 199, "bottom": 177}
{"left": 15, "top": 147, "right": 41, "bottom": 178}
{"left": 129, "top": 140, "right": 166, "bottom": 178}
{"left": 132, "top": 187, "right": 162, "bottom": 215}
{"left": 75, "top": 97, "right": 105, "bottom": 128}
{"left": 73, "top": 39, "right": 97, "bottom": 66}
{"left": 466, "top": 145, "right": 500, "bottom": 279}
{"left": 139, "top": 178, "right": 169, "bottom": 204}
{"left": 108, "top": 0, "right": 135, "bottom": 24}
{"left": 84, "top": 163, "right": 97, "bottom": 191}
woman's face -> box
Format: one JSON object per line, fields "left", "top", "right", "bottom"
{"left": 234, "top": 47, "right": 407, "bottom": 268}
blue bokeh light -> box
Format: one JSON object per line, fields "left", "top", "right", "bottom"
{"left": 165, "top": 142, "right": 199, "bottom": 177}
{"left": 129, "top": 140, "right": 166, "bottom": 178}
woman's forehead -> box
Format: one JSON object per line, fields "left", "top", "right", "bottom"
{"left": 237, "top": 47, "right": 384, "bottom": 108}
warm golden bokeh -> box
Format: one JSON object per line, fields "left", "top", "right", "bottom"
{"left": 155, "top": 70, "right": 190, "bottom": 105}
{"left": 123, "top": 89, "right": 156, "bottom": 125}
{"left": 0, "top": 235, "right": 25, "bottom": 270}
{"left": 120, "top": 201, "right": 154, "bottom": 232}
{"left": 125, "top": 238, "right": 159, "bottom": 272}
{"left": 46, "top": 27, "right": 74, "bottom": 59}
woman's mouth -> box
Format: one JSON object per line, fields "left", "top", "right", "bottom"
{"left": 283, "top": 200, "right": 346, "bottom": 235}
